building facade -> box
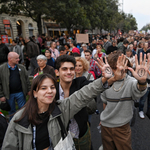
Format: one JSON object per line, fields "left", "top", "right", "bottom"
{"left": 0, "top": 13, "right": 38, "bottom": 43}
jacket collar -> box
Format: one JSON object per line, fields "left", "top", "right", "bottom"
{"left": 16, "top": 104, "right": 62, "bottom": 132}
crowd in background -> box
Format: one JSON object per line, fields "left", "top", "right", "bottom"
{"left": 0, "top": 32, "right": 150, "bottom": 150}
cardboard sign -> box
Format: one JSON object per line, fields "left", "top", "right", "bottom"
{"left": 76, "top": 34, "right": 89, "bottom": 43}
{"left": 1, "top": 35, "right": 8, "bottom": 43}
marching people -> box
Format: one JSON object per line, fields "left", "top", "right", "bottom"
{"left": 2, "top": 53, "right": 123, "bottom": 149}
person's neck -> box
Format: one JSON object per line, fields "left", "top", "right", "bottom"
{"left": 40, "top": 65, "right": 46, "bottom": 71}
{"left": 38, "top": 104, "right": 49, "bottom": 114}
{"left": 47, "top": 56, "right": 51, "bottom": 59}
{"left": 51, "top": 47, "right": 55, "bottom": 50}
{"left": 143, "top": 48, "right": 147, "bottom": 52}
{"left": 76, "top": 72, "right": 83, "bottom": 78}
{"left": 60, "top": 80, "right": 72, "bottom": 92}
{"left": 8, "top": 62, "right": 16, "bottom": 68}
{"left": 72, "top": 46, "right": 75, "bottom": 48}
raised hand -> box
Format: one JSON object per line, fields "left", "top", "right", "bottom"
{"left": 128, "top": 53, "right": 149, "bottom": 83}
{"left": 96, "top": 57, "right": 113, "bottom": 79}
{"left": 114, "top": 54, "right": 128, "bottom": 81}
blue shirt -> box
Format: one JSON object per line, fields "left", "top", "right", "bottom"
{"left": 7, "top": 63, "right": 17, "bottom": 70}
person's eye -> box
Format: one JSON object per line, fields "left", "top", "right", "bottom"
{"left": 51, "top": 86, "right": 55, "bottom": 89}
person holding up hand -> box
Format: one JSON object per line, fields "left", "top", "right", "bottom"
{"left": 98, "top": 51, "right": 149, "bottom": 150}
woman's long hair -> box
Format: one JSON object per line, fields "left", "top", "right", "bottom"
{"left": 14, "top": 74, "right": 57, "bottom": 125}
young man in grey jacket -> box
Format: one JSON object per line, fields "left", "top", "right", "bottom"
{"left": 100, "top": 51, "right": 149, "bottom": 150}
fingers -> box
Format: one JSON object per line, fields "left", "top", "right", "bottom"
{"left": 128, "top": 67, "right": 134, "bottom": 74}
{"left": 140, "top": 52, "right": 142, "bottom": 65}
{"left": 105, "top": 57, "right": 108, "bottom": 64}
{"left": 147, "top": 53, "right": 150, "bottom": 69}
{"left": 135, "top": 54, "right": 138, "bottom": 68}
{"left": 143, "top": 54, "right": 146, "bottom": 66}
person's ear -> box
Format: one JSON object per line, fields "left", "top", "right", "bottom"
{"left": 55, "top": 69, "right": 59, "bottom": 76}
{"left": 33, "top": 90, "right": 37, "bottom": 99}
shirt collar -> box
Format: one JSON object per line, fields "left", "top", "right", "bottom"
{"left": 7, "top": 63, "right": 17, "bottom": 70}
{"left": 59, "top": 83, "right": 64, "bottom": 100}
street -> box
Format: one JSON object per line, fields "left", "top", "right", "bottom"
{"left": 91, "top": 95, "right": 150, "bottom": 150}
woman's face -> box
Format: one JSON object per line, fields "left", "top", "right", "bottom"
{"left": 37, "top": 59, "right": 47, "bottom": 67}
{"left": 97, "top": 46, "right": 102, "bottom": 53}
{"left": 34, "top": 78, "right": 56, "bottom": 106}
{"left": 45, "top": 50, "right": 51, "bottom": 58}
{"left": 75, "top": 61, "right": 84, "bottom": 75}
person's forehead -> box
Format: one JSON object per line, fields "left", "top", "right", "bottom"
{"left": 85, "top": 52, "right": 91, "bottom": 55}
{"left": 60, "top": 62, "right": 74, "bottom": 68}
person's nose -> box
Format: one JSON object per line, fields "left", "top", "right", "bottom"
{"left": 67, "top": 69, "right": 71, "bottom": 74}
{"left": 47, "top": 87, "right": 52, "bottom": 93}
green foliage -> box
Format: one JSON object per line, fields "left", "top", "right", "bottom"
{"left": 0, "top": 0, "right": 138, "bottom": 34}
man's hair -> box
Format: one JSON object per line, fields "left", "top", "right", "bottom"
{"left": 64, "top": 43, "right": 70, "bottom": 49}
{"left": 59, "top": 46, "right": 66, "bottom": 52}
{"left": 70, "top": 40, "right": 76, "bottom": 46}
{"left": 123, "top": 40, "right": 129, "bottom": 45}
{"left": 107, "top": 51, "right": 122, "bottom": 70}
{"left": 84, "top": 49, "right": 92, "bottom": 55}
{"left": 55, "top": 55, "right": 76, "bottom": 70}
{"left": 12, "top": 40, "right": 17, "bottom": 43}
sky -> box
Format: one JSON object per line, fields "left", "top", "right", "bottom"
{"left": 118, "top": 0, "right": 150, "bottom": 30}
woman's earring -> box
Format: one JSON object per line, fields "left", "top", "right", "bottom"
{"left": 34, "top": 96, "right": 37, "bottom": 99}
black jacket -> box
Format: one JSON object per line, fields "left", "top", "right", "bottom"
{"left": 106, "top": 45, "right": 118, "bottom": 55}
{"left": 55, "top": 76, "right": 91, "bottom": 138}
{"left": 0, "top": 44, "right": 9, "bottom": 64}
{"left": 0, "top": 113, "right": 8, "bottom": 148}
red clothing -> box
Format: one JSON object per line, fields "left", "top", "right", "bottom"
{"left": 72, "top": 47, "right": 80, "bottom": 54}
{"left": 98, "top": 53, "right": 102, "bottom": 58}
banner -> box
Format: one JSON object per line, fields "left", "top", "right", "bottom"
{"left": 76, "top": 34, "right": 89, "bottom": 43}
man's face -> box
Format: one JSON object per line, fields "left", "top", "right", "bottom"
{"left": 60, "top": 50, "right": 67, "bottom": 55}
{"left": 85, "top": 52, "right": 91, "bottom": 61}
{"left": 10, "top": 54, "right": 20, "bottom": 65}
{"left": 0, "top": 40, "right": 2, "bottom": 44}
{"left": 112, "top": 42, "right": 116, "bottom": 47}
{"left": 57, "top": 62, "right": 75, "bottom": 83}
{"left": 12, "top": 41, "right": 16, "bottom": 46}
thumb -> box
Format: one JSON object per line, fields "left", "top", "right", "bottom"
{"left": 127, "top": 67, "right": 134, "bottom": 73}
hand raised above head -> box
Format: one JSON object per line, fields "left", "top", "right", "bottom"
{"left": 114, "top": 54, "right": 128, "bottom": 81}
{"left": 96, "top": 57, "right": 113, "bottom": 79}
{"left": 128, "top": 52, "right": 149, "bottom": 83}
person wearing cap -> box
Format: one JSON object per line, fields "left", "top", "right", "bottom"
{"left": 81, "top": 43, "right": 87, "bottom": 58}
{"left": 103, "top": 37, "right": 111, "bottom": 52}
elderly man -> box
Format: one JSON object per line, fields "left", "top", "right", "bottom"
{"left": 0, "top": 52, "right": 31, "bottom": 119}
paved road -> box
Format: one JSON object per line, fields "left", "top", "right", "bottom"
{"left": 91, "top": 95, "right": 150, "bottom": 150}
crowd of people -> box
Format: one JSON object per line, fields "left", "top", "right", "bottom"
{"left": 0, "top": 33, "right": 150, "bottom": 150}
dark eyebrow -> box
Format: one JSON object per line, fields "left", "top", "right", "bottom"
{"left": 61, "top": 67, "right": 75, "bottom": 69}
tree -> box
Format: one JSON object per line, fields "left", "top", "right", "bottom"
{"left": 49, "top": 0, "right": 90, "bottom": 35}
{"left": 0, "top": 0, "right": 52, "bottom": 35}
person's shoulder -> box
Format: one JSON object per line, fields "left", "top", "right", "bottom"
{"left": 0, "top": 62, "right": 8, "bottom": 69}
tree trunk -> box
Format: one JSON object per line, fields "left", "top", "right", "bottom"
{"left": 37, "top": 14, "right": 42, "bottom": 35}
